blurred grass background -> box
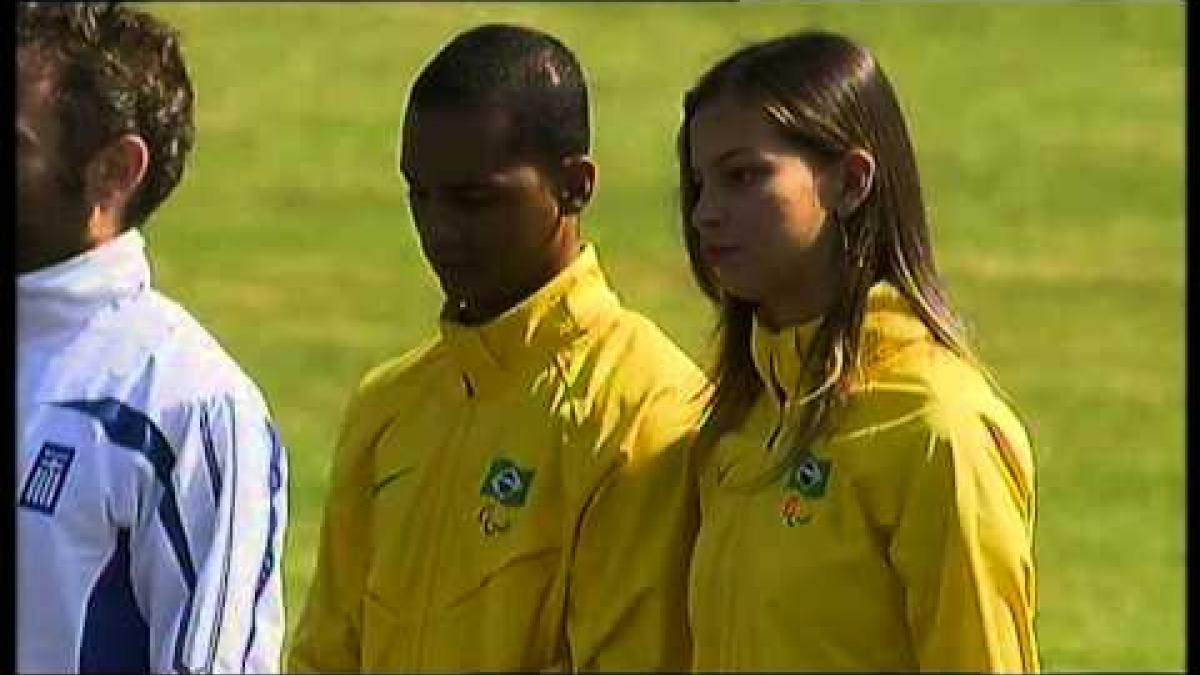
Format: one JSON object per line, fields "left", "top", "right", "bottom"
{"left": 144, "top": 3, "right": 1184, "bottom": 670}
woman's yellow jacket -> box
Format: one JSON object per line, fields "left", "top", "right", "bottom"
{"left": 689, "top": 283, "right": 1039, "bottom": 672}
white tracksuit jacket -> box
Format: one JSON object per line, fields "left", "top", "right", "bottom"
{"left": 16, "top": 229, "right": 289, "bottom": 673}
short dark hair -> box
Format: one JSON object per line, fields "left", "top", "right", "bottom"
{"left": 17, "top": 1, "right": 195, "bottom": 228}
{"left": 408, "top": 23, "right": 590, "bottom": 163}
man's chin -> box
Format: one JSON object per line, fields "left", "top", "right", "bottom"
{"left": 438, "top": 286, "right": 477, "bottom": 318}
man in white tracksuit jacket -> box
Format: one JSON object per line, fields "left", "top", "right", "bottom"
{"left": 16, "top": 4, "right": 288, "bottom": 672}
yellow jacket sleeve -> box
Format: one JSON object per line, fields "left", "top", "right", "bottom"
{"left": 565, "top": 384, "right": 704, "bottom": 672}
{"left": 887, "top": 410, "right": 1039, "bottom": 672}
{"left": 288, "top": 386, "right": 382, "bottom": 673}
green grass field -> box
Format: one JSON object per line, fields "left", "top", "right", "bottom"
{"left": 145, "top": 3, "right": 1184, "bottom": 670}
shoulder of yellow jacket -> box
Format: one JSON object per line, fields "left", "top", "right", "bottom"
{"left": 356, "top": 334, "right": 447, "bottom": 403}
{"left": 843, "top": 339, "right": 1006, "bottom": 441}
{"left": 588, "top": 307, "right": 707, "bottom": 403}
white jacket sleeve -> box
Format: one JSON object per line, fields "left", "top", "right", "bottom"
{"left": 134, "top": 391, "right": 289, "bottom": 674}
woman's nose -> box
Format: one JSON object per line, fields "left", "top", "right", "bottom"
{"left": 692, "top": 187, "right": 722, "bottom": 232}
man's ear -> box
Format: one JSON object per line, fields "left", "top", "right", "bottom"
{"left": 556, "top": 155, "right": 596, "bottom": 216}
{"left": 83, "top": 134, "right": 149, "bottom": 211}
{"left": 833, "top": 148, "right": 875, "bottom": 219}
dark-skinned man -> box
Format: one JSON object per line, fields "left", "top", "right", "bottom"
{"left": 290, "top": 23, "right": 708, "bottom": 672}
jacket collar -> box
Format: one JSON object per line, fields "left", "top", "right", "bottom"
{"left": 17, "top": 229, "right": 151, "bottom": 341}
{"left": 438, "top": 243, "right": 619, "bottom": 397}
{"left": 750, "top": 281, "right": 930, "bottom": 410}
{"left": 751, "top": 310, "right": 821, "bottom": 411}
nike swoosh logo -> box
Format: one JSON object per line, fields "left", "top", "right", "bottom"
{"left": 371, "top": 466, "right": 416, "bottom": 497}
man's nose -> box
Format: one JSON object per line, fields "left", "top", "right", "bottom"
{"left": 413, "top": 199, "right": 465, "bottom": 243}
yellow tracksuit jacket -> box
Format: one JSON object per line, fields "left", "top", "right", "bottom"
{"left": 690, "top": 282, "right": 1038, "bottom": 672}
{"left": 290, "top": 245, "right": 708, "bottom": 672}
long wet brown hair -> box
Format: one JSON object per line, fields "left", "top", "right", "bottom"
{"left": 679, "top": 31, "right": 983, "bottom": 475}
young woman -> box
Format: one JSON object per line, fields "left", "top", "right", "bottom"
{"left": 679, "top": 30, "right": 1039, "bottom": 671}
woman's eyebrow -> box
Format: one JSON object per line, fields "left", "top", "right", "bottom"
{"left": 700, "top": 147, "right": 756, "bottom": 170}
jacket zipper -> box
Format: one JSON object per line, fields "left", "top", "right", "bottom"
{"left": 731, "top": 353, "right": 789, "bottom": 665}
{"left": 766, "top": 353, "right": 789, "bottom": 452}
{"left": 414, "top": 373, "right": 476, "bottom": 667}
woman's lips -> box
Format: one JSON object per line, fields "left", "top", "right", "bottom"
{"left": 702, "top": 244, "right": 739, "bottom": 265}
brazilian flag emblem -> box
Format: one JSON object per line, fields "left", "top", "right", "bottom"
{"left": 481, "top": 457, "right": 535, "bottom": 507}
{"left": 785, "top": 453, "right": 831, "bottom": 499}
{"left": 780, "top": 453, "right": 832, "bottom": 527}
